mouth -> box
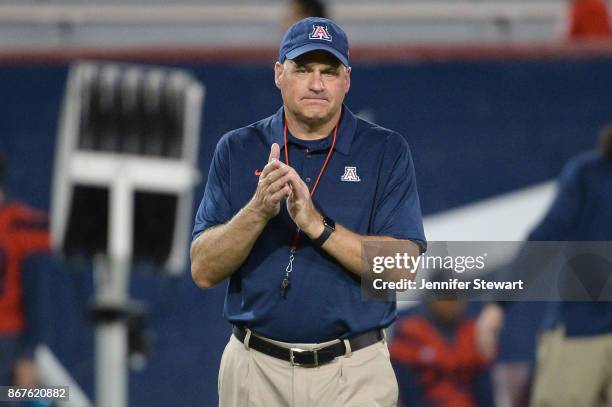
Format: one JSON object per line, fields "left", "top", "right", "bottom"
{"left": 301, "top": 97, "right": 328, "bottom": 103}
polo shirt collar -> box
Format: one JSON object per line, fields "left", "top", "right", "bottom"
{"left": 269, "top": 104, "right": 357, "bottom": 155}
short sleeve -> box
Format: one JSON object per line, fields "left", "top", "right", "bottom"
{"left": 371, "top": 133, "right": 427, "bottom": 252}
{"left": 192, "top": 135, "right": 232, "bottom": 239}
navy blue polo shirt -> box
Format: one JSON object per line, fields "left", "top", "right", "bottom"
{"left": 193, "top": 105, "right": 426, "bottom": 342}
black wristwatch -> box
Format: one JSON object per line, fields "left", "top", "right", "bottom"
{"left": 311, "top": 216, "right": 335, "bottom": 247}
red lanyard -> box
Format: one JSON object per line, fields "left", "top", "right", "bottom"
{"left": 280, "top": 118, "right": 338, "bottom": 299}
{"left": 283, "top": 119, "right": 338, "bottom": 252}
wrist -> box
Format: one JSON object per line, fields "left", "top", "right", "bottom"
{"left": 244, "top": 200, "right": 271, "bottom": 224}
{"left": 303, "top": 212, "right": 325, "bottom": 238}
{"left": 309, "top": 214, "right": 336, "bottom": 247}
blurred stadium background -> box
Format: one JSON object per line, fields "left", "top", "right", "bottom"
{"left": 0, "top": 0, "right": 610, "bottom": 406}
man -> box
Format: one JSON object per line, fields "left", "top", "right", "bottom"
{"left": 191, "top": 17, "right": 426, "bottom": 406}
{"left": 476, "top": 124, "right": 612, "bottom": 406}
{"left": 0, "top": 151, "right": 49, "bottom": 387}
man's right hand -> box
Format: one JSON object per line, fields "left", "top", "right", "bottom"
{"left": 246, "top": 143, "right": 292, "bottom": 221}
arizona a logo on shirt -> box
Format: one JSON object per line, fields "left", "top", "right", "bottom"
{"left": 341, "top": 166, "right": 361, "bottom": 182}
{"left": 309, "top": 25, "right": 332, "bottom": 42}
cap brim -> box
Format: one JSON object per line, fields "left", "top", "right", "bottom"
{"left": 285, "top": 43, "right": 349, "bottom": 67}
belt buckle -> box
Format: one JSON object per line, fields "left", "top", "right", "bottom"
{"left": 289, "top": 348, "right": 318, "bottom": 367}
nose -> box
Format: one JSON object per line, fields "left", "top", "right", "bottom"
{"left": 308, "top": 71, "right": 325, "bottom": 92}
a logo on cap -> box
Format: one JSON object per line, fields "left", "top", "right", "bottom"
{"left": 309, "top": 25, "right": 332, "bottom": 42}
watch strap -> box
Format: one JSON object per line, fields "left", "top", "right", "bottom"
{"left": 312, "top": 216, "right": 335, "bottom": 247}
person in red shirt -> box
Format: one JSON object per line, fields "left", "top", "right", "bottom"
{"left": 568, "top": 0, "right": 612, "bottom": 39}
{"left": 0, "top": 152, "right": 50, "bottom": 387}
{"left": 390, "top": 296, "right": 491, "bottom": 407}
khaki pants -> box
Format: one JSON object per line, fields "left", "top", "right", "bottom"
{"left": 531, "top": 327, "right": 612, "bottom": 407}
{"left": 218, "top": 332, "right": 398, "bottom": 407}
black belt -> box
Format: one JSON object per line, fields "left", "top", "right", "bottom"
{"left": 232, "top": 325, "right": 383, "bottom": 368}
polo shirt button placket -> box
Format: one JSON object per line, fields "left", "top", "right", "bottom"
{"left": 304, "top": 150, "right": 314, "bottom": 184}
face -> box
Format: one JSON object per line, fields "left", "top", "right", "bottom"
{"left": 275, "top": 50, "right": 351, "bottom": 127}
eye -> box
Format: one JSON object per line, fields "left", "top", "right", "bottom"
{"left": 294, "top": 67, "right": 307, "bottom": 74}
{"left": 323, "top": 69, "right": 339, "bottom": 77}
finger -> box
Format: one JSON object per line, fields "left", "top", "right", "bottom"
{"left": 259, "top": 160, "right": 283, "bottom": 180}
{"left": 286, "top": 173, "right": 308, "bottom": 194}
{"left": 269, "top": 185, "right": 291, "bottom": 203}
{"left": 268, "top": 142, "right": 280, "bottom": 163}
{"left": 284, "top": 166, "right": 310, "bottom": 189}
{"left": 262, "top": 165, "right": 291, "bottom": 187}
{"left": 266, "top": 172, "right": 293, "bottom": 194}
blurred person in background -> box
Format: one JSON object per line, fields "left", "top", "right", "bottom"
{"left": 281, "top": 0, "right": 328, "bottom": 34}
{"left": 0, "top": 151, "right": 49, "bottom": 388}
{"left": 477, "top": 124, "right": 612, "bottom": 407}
{"left": 568, "top": 0, "right": 611, "bottom": 39}
{"left": 489, "top": 301, "right": 545, "bottom": 407}
{"left": 390, "top": 272, "right": 492, "bottom": 407}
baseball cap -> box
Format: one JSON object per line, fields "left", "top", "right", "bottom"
{"left": 279, "top": 17, "right": 350, "bottom": 67}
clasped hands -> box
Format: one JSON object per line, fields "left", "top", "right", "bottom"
{"left": 247, "top": 143, "right": 325, "bottom": 239}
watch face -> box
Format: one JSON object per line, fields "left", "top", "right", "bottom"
{"left": 324, "top": 216, "right": 335, "bottom": 231}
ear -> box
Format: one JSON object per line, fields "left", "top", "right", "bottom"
{"left": 274, "top": 62, "right": 283, "bottom": 89}
{"left": 344, "top": 66, "right": 351, "bottom": 94}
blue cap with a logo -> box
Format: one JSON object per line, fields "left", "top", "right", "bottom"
{"left": 279, "top": 17, "right": 350, "bottom": 67}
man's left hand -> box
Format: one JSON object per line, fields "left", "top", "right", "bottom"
{"left": 285, "top": 167, "right": 324, "bottom": 239}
